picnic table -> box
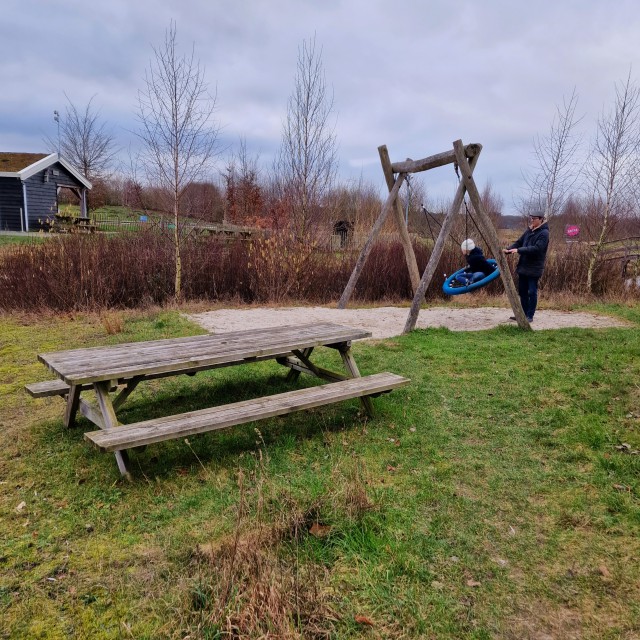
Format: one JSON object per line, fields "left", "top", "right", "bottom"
{"left": 27, "top": 323, "right": 409, "bottom": 479}
{"left": 49, "top": 213, "right": 96, "bottom": 233}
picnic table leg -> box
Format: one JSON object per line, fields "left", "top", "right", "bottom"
{"left": 112, "top": 376, "right": 143, "bottom": 411}
{"left": 285, "top": 348, "right": 314, "bottom": 382}
{"left": 94, "top": 381, "right": 132, "bottom": 480}
{"left": 338, "top": 345, "right": 375, "bottom": 418}
{"left": 63, "top": 384, "right": 81, "bottom": 428}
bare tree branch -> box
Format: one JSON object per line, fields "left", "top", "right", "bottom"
{"left": 584, "top": 71, "right": 640, "bottom": 291}
{"left": 275, "top": 35, "right": 338, "bottom": 238}
{"left": 135, "top": 21, "right": 220, "bottom": 299}
{"left": 522, "top": 88, "right": 583, "bottom": 217}
{"left": 45, "top": 94, "right": 118, "bottom": 181}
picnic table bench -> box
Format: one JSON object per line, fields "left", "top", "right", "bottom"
{"left": 44, "top": 213, "right": 96, "bottom": 233}
{"left": 28, "top": 323, "right": 409, "bottom": 479}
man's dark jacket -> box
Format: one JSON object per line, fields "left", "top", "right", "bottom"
{"left": 508, "top": 222, "right": 550, "bottom": 278}
{"left": 465, "top": 247, "right": 496, "bottom": 276}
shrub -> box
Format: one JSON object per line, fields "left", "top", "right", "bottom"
{"left": 0, "top": 231, "right": 634, "bottom": 312}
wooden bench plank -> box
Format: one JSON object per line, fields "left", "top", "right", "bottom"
{"left": 25, "top": 380, "right": 96, "bottom": 398}
{"left": 85, "top": 372, "right": 409, "bottom": 452}
{"left": 25, "top": 380, "right": 70, "bottom": 397}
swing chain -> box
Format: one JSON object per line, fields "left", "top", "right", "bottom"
{"left": 404, "top": 173, "right": 412, "bottom": 227}
{"left": 453, "top": 159, "right": 491, "bottom": 251}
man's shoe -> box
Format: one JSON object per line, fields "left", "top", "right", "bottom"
{"left": 527, "top": 317, "right": 534, "bottom": 322}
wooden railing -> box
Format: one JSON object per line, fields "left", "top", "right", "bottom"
{"left": 45, "top": 210, "right": 257, "bottom": 241}
{"left": 599, "top": 237, "right": 640, "bottom": 263}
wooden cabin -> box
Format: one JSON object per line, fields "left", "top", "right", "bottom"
{"left": 0, "top": 152, "right": 92, "bottom": 231}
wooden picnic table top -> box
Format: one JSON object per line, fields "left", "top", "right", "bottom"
{"left": 38, "top": 323, "right": 371, "bottom": 386}
{"left": 55, "top": 213, "right": 91, "bottom": 222}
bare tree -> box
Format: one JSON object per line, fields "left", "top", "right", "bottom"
{"left": 223, "top": 138, "right": 264, "bottom": 225}
{"left": 135, "top": 21, "right": 220, "bottom": 299}
{"left": 46, "top": 94, "right": 117, "bottom": 180}
{"left": 522, "top": 88, "right": 583, "bottom": 217}
{"left": 584, "top": 72, "right": 640, "bottom": 291}
{"left": 275, "top": 35, "right": 338, "bottom": 238}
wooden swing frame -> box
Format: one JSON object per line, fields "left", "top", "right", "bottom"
{"left": 337, "top": 139, "right": 531, "bottom": 332}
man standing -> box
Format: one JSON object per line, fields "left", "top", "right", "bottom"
{"left": 503, "top": 213, "right": 550, "bottom": 322}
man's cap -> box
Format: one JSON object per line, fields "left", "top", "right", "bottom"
{"left": 461, "top": 239, "right": 475, "bottom": 251}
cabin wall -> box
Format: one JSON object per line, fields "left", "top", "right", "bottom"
{"left": 0, "top": 177, "right": 25, "bottom": 231}
{"left": 24, "top": 172, "right": 58, "bottom": 229}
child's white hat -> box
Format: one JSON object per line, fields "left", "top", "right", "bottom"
{"left": 461, "top": 239, "right": 475, "bottom": 251}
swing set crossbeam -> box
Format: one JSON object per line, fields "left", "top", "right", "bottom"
{"left": 390, "top": 143, "right": 482, "bottom": 175}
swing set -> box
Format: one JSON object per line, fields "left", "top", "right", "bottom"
{"left": 337, "top": 139, "right": 531, "bottom": 332}
{"left": 419, "top": 165, "right": 501, "bottom": 296}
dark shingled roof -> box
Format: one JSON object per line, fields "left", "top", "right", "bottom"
{"left": 0, "top": 152, "right": 49, "bottom": 172}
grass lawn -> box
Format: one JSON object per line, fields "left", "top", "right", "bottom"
{"left": 1, "top": 305, "right": 639, "bottom": 639}
{"left": 0, "top": 234, "right": 47, "bottom": 248}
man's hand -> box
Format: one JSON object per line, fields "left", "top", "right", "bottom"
{"left": 503, "top": 248, "right": 518, "bottom": 254}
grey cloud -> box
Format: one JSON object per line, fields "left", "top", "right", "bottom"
{"left": 1, "top": 0, "right": 640, "bottom": 212}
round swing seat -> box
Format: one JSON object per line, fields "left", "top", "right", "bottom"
{"left": 442, "top": 259, "right": 500, "bottom": 295}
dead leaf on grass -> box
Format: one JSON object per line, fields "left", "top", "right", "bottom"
{"left": 612, "top": 484, "right": 629, "bottom": 492}
{"left": 15, "top": 501, "right": 26, "bottom": 512}
{"left": 354, "top": 614, "right": 374, "bottom": 626}
{"left": 598, "top": 565, "right": 611, "bottom": 579}
{"left": 466, "top": 579, "right": 481, "bottom": 587}
{"left": 309, "top": 522, "right": 332, "bottom": 538}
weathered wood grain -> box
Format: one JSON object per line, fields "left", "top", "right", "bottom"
{"left": 379, "top": 145, "right": 421, "bottom": 294}
{"left": 390, "top": 143, "right": 481, "bottom": 174}
{"left": 39, "top": 323, "right": 372, "bottom": 385}
{"left": 84, "top": 372, "right": 410, "bottom": 453}
{"left": 25, "top": 379, "right": 71, "bottom": 397}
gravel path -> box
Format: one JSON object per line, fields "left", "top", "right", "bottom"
{"left": 186, "top": 306, "right": 631, "bottom": 339}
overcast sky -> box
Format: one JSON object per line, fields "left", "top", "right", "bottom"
{"left": 1, "top": 0, "right": 639, "bottom": 213}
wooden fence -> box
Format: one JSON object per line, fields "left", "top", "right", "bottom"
{"left": 49, "top": 211, "right": 256, "bottom": 241}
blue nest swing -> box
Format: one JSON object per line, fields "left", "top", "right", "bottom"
{"left": 442, "top": 259, "right": 500, "bottom": 295}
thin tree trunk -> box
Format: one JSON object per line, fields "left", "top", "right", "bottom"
{"left": 174, "top": 194, "right": 181, "bottom": 300}
{"left": 586, "top": 202, "right": 610, "bottom": 292}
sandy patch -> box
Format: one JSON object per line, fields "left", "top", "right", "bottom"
{"left": 186, "top": 306, "right": 631, "bottom": 340}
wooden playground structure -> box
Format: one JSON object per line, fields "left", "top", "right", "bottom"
{"left": 338, "top": 139, "right": 531, "bottom": 332}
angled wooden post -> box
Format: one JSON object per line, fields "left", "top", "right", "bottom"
{"left": 403, "top": 147, "right": 482, "bottom": 333}
{"left": 452, "top": 139, "right": 531, "bottom": 331}
{"left": 378, "top": 145, "right": 420, "bottom": 294}
{"left": 338, "top": 173, "right": 406, "bottom": 309}
{"left": 95, "top": 382, "right": 132, "bottom": 480}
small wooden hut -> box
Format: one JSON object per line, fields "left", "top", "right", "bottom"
{"left": 0, "top": 152, "right": 92, "bottom": 231}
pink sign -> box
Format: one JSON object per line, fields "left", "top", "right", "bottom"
{"left": 565, "top": 225, "right": 580, "bottom": 238}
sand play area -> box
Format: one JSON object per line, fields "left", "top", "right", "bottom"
{"left": 187, "top": 306, "right": 631, "bottom": 340}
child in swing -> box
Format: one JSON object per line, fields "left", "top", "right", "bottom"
{"left": 454, "top": 239, "right": 496, "bottom": 286}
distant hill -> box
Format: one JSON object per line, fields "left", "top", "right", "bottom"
{"left": 499, "top": 215, "right": 525, "bottom": 230}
